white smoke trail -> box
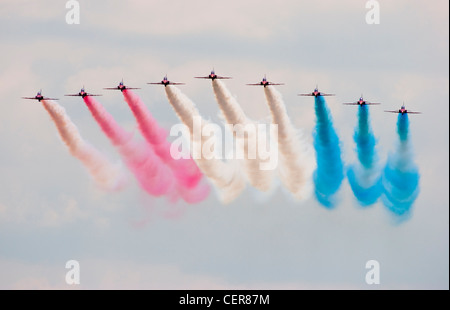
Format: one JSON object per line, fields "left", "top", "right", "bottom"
{"left": 263, "top": 87, "right": 315, "bottom": 200}
{"left": 42, "top": 100, "right": 126, "bottom": 191}
{"left": 165, "top": 86, "right": 246, "bottom": 204}
{"left": 212, "top": 80, "right": 274, "bottom": 192}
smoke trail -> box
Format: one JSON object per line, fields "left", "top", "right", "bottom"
{"left": 121, "top": 89, "right": 210, "bottom": 203}
{"left": 382, "top": 114, "right": 420, "bottom": 219}
{"left": 347, "top": 105, "right": 382, "bottom": 206}
{"left": 41, "top": 100, "right": 125, "bottom": 190}
{"left": 263, "top": 87, "right": 315, "bottom": 200}
{"left": 164, "top": 85, "right": 246, "bottom": 204}
{"left": 83, "top": 96, "right": 180, "bottom": 201}
{"left": 212, "top": 80, "right": 273, "bottom": 192}
{"left": 313, "top": 96, "right": 344, "bottom": 208}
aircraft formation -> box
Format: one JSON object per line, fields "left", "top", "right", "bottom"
{"left": 22, "top": 69, "right": 422, "bottom": 115}
{"left": 21, "top": 68, "right": 422, "bottom": 215}
{"left": 23, "top": 69, "right": 422, "bottom": 115}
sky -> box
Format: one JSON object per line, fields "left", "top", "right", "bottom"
{"left": 0, "top": 0, "right": 448, "bottom": 289}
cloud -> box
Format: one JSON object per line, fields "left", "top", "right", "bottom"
{"left": 0, "top": 0, "right": 62, "bottom": 21}
{"left": 0, "top": 0, "right": 448, "bottom": 291}
{"left": 0, "top": 194, "right": 88, "bottom": 227}
{"left": 0, "top": 203, "right": 7, "bottom": 219}
{"left": 0, "top": 257, "right": 362, "bottom": 289}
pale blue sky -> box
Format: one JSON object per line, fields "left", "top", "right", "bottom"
{"left": 0, "top": 0, "right": 448, "bottom": 289}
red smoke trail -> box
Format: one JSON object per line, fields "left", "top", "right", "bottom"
{"left": 121, "top": 90, "right": 209, "bottom": 201}
{"left": 83, "top": 96, "right": 176, "bottom": 199}
{"left": 41, "top": 100, "right": 126, "bottom": 190}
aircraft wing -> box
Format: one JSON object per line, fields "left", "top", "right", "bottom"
{"left": 22, "top": 97, "right": 38, "bottom": 100}
{"left": 87, "top": 94, "right": 102, "bottom": 96}
{"left": 384, "top": 110, "right": 399, "bottom": 113}
{"left": 321, "top": 93, "right": 335, "bottom": 96}
{"left": 147, "top": 82, "right": 162, "bottom": 85}
{"left": 407, "top": 111, "right": 422, "bottom": 114}
{"left": 269, "top": 83, "right": 284, "bottom": 86}
{"left": 103, "top": 87, "right": 119, "bottom": 90}
{"left": 298, "top": 93, "right": 314, "bottom": 96}
{"left": 246, "top": 83, "right": 263, "bottom": 86}
{"left": 169, "top": 82, "right": 186, "bottom": 85}
{"left": 42, "top": 97, "right": 59, "bottom": 100}
{"left": 343, "top": 102, "right": 379, "bottom": 105}
{"left": 64, "top": 94, "right": 81, "bottom": 96}
{"left": 195, "top": 76, "right": 231, "bottom": 79}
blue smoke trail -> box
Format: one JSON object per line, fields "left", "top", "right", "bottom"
{"left": 347, "top": 105, "right": 382, "bottom": 206}
{"left": 382, "top": 114, "right": 420, "bottom": 220}
{"left": 313, "top": 96, "right": 344, "bottom": 208}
